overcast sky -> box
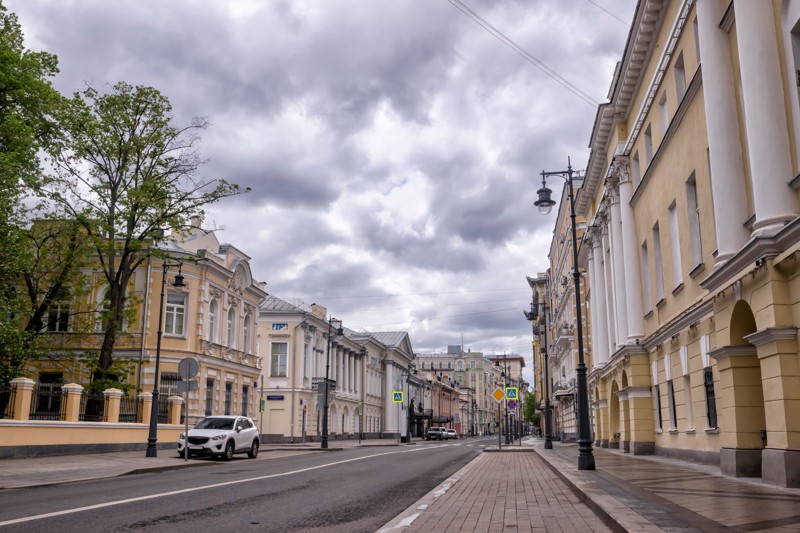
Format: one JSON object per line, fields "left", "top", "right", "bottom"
{"left": 10, "top": 0, "right": 635, "bottom": 383}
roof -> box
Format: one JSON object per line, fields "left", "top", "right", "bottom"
{"left": 259, "top": 295, "right": 306, "bottom": 313}
{"left": 349, "top": 331, "right": 407, "bottom": 348}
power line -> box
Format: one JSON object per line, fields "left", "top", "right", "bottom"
{"left": 585, "top": 0, "right": 628, "bottom": 25}
{"left": 447, "top": 0, "right": 598, "bottom": 107}
{"left": 353, "top": 306, "right": 521, "bottom": 329}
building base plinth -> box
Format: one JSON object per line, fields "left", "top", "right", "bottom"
{"left": 721, "top": 447, "right": 762, "bottom": 478}
{"left": 762, "top": 448, "right": 800, "bottom": 488}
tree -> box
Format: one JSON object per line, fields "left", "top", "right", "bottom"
{"left": 523, "top": 390, "right": 539, "bottom": 426}
{"left": 0, "top": 1, "right": 66, "bottom": 384}
{"left": 43, "top": 82, "right": 248, "bottom": 375}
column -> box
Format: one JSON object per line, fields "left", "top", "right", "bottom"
{"left": 591, "top": 230, "right": 611, "bottom": 366}
{"left": 103, "top": 388, "right": 123, "bottom": 423}
{"left": 696, "top": 0, "right": 750, "bottom": 261}
{"left": 607, "top": 178, "right": 629, "bottom": 346}
{"left": 614, "top": 157, "right": 645, "bottom": 341}
{"left": 587, "top": 239, "right": 600, "bottom": 370}
{"left": 735, "top": 0, "right": 797, "bottom": 235}
{"left": 601, "top": 218, "right": 617, "bottom": 355}
{"left": 10, "top": 377, "right": 34, "bottom": 421}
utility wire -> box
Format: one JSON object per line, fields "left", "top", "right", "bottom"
{"left": 447, "top": 0, "right": 598, "bottom": 107}
{"left": 354, "top": 306, "right": 521, "bottom": 329}
{"left": 585, "top": 0, "right": 628, "bottom": 25}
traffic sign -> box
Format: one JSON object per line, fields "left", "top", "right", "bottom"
{"left": 392, "top": 391, "right": 404, "bottom": 403}
{"left": 507, "top": 399, "right": 517, "bottom": 410}
{"left": 492, "top": 387, "right": 505, "bottom": 403}
{"left": 177, "top": 380, "right": 198, "bottom": 393}
{"left": 178, "top": 357, "right": 199, "bottom": 379}
{"left": 506, "top": 387, "right": 518, "bottom": 400}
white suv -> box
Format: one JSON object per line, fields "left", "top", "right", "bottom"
{"left": 177, "top": 415, "right": 259, "bottom": 461}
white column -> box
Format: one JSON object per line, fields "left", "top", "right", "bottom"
{"left": 614, "top": 158, "right": 645, "bottom": 341}
{"left": 696, "top": 0, "right": 750, "bottom": 262}
{"left": 607, "top": 181, "right": 629, "bottom": 346}
{"left": 601, "top": 218, "right": 617, "bottom": 355}
{"left": 591, "top": 231, "right": 611, "bottom": 365}
{"left": 735, "top": 0, "right": 797, "bottom": 236}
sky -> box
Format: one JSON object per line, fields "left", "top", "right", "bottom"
{"left": 9, "top": 0, "right": 635, "bottom": 384}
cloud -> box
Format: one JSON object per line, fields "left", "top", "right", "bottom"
{"left": 8, "top": 0, "right": 636, "bottom": 384}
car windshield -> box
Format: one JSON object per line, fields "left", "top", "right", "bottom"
{"left": 195, "top": 417, "right": 235, "bottom": 430}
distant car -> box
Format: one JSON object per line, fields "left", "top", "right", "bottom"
{"left": 445, "top": 429, "right": 458, "bottom": 440}
{"left": 177, "top": 415, "right": 259, "bottom": 461}
{"left": 426, "top": 427, "right": 447, "bottom": 440}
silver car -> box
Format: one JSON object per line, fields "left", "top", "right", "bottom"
{"left": 177, "top": 415, "right": 259, "bottom": 460}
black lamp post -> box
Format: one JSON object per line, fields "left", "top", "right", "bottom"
{"left": 405, "top": 363, "right": 416, "bottom": 442}
{"left": 321, "top": 316, "right": 343, "bottom": 449}
{"left": 535, "top": 157, "right": 595, "bottom": 471}
{"left": 146, "top": 260, "right": 186, "bottom": 458}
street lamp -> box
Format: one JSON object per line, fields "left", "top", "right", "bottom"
{"left": 146, "top": 260, "right": 186, "bottom": 458}
{"left": 321, "top": 316, "right": 344, "bottom": 449}
{"left": 535, "top": 157, "right": 596, "bottom": 471}
{"left": 405, "top": 363, "right": 416, "bottom": 442}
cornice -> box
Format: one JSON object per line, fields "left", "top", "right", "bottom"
{"left": 642, "top": 298, "right": 714, "bottom": 352}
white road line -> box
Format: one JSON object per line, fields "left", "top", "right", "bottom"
{"left": 0, "top": 447, "right": 434, "bottom": 527}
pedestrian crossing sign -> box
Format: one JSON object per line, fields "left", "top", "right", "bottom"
{"left": 506, "top": 387, "right": 518, "bottom": 401}
{"left": 392, "top": 391, "right": 404, "bottom": 403}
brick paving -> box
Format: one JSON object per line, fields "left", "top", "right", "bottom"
{"left": 380, "top": 449, "right": 612, "bottom": 533}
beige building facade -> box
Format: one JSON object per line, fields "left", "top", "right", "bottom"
{"left": 572, "top": 0, "right": 800, "bottom": 487}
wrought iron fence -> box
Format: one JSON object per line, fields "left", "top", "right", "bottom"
{"left": 29, "top": 383, "right": 63, "bottom": 420}
{"left": 79, "top": 391, "right": 105, "bottom": 422}
{"left": 0, "top": 384, "right": 14, "bottom": 419}
{"left": 158, "top": 373, "right": 181, "bottom": 423}
{"left": 119, "top": 393, "right": 139, "bottom": 423}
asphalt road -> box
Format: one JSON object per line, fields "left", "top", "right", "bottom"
{"left": 0, "top": 436, "right": 498, "bottom": 532}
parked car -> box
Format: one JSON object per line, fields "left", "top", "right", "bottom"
{"left": 177, "top": 415, "right": 259, "bottom": 460}
{"left": 425, "top": 427, "right": 447, "bottom": 440}
{"left": 445, "top": 429, "right": 458, "bottom": 440}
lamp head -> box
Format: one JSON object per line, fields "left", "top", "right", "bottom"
{"left": 172, "top": 265, "right": 186, "bottom": 287}
{"left": 535, "top": 185, "right": 555, "bottom": 215}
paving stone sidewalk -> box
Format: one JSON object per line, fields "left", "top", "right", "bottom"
{"left": 378, "top": 448, "right": 612, "bottom": 533}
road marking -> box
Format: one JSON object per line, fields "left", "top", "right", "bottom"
{"left": 0, "top": 448, "right": 434, "bottom": 527}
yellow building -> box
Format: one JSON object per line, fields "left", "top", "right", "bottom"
{"left": 574, "top": 0, "right": 800, "bottom": 487}
{"left": 29, "top": 219, "right": 268, "bottom": 427}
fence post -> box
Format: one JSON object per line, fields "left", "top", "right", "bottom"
{"left": 103, "top": 388, "right": 123, "bottom": 423}
{"left": 62, "top": 383, "right": 84, "bottom": 422}
{"left": 139, "top": 391, "right": 152, "bottom": 425}
{"left": 10, "top": 377, "right": 34, "bottom": 421}
{"left": 168, "top": 395, "right": 184, "bottom": 425}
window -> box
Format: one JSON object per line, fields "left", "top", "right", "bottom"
{"left": 658, "top": 93, "right": 668, "bottom": 136}
{"left": 224, "top": 382, "right": 232, "bottom": 415}
{"left": 668, "top": 202, "right": 682, "bottom": 289}
{"left": 644, "top": 125, "right": 653, "bottom": 165}
{"left": 667, "top": 380, "right": 677, "bottom": 430}
{"left": 164, "top": 293, "right": 186, "bottom": 336}
{"left": 271, "top": 342, "right": 288, "bottom": 377}
{"left": 632, "top": 152, "right": 641, "bottom": 184}
{"left": 675, "top": 52, "right": 686, "bottom": 101}
{"left": 686, "top": 173, "right": 703, "bottom": 268}
{"left": 208, "top": 299, "right": 218, "bottom": 343}
{"left": 470, "top": 361, "right": 476, "bottom": 369}
{"left": 704, "top": 367, "right": 717, "bottom": 429}
{"left": 652, "top": 223, "right": 665, "bottom": 303}
{"left": 447, "top": 362, "right": 452, "bottom": 369}
{"left": 683, "top": 375, "right": 693, "bottom": 431}
{"left": 46, "top": 298, "right": 70, "bottom": 332}
{"left": 654, "top": 384, "right": 663, "bottom": 430}
{"left": 205, "top": 378, "right": 214, "bottom": 416}
{"left": 100, "top": 287, "right": 127, "bottom": 332}
{"left": 243, "top": 314, "right": 251, "bottom": 354}
{"left": 227, "top": 307, "right": 236, "bottom": 348}
{"left": 241, "top": 385, "right": 249, "bottom": 417}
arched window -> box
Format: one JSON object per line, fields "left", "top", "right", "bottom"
{"left": 227, "top": 307, "right": 236, "bottom": 348}
{"left": 208, "top": 299, "right": 218, "bottom": 343}
{"left": 243, "top": 314, "right": 251, "bottom": 353}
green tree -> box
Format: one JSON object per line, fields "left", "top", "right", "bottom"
{"left": 523, "top": 390, "right": 539, "bottom": 426}
{"left": 43, "top": 82, "right": 248, "bottom": 375}
{"left": 0, "top": 1, "right": 67, "bottom": 384}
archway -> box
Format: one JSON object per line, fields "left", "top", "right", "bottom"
{"left": 610, "top": 381, "right": 621, "bottom": 449}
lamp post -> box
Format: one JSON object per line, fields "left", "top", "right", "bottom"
{"left": 535, "top": 157, "right": 595, "bottom": 471}
{"left": 495, "top": 356, "right": 511, "bottom": 445}
{"left": 145, "top": 260, "right": 186, "bottom": 458}
{"left": 405, "top": 363, "right": 416, "bottom": 442}
{"left": 321, "top": 316, "right": 343, "bottom": 450}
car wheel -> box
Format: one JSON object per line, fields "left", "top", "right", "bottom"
{"left": 247, "top": 440, "right": 259, "bottom": 459}
{"left": 223, "top": 440, "right": 235, "bottom": 461}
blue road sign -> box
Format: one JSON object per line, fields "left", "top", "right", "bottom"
{"left": 506, "top": 387, "right": 518, "bottom": 400}
{"left": 392, "top": 391, "right": 404, "bottom": 403}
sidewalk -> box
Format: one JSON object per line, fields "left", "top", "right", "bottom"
{"left": 0, "top": 438, "right": 401, "bottom": 490}
{"left": 379, "top": 438, "right": 800, "bottom": 532}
